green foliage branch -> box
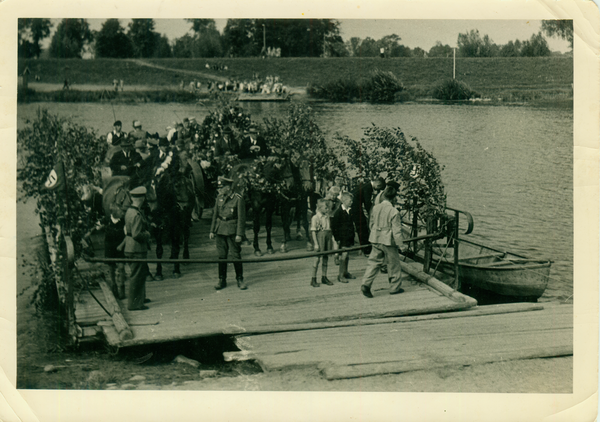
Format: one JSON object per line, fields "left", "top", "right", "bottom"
{"left": 335, "top": 125, "right": 446, "bottom": 222}
{"left": 18, "top": 108, "right": 106, "bottom": 311}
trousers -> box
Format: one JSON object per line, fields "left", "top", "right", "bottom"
{"left": 216, "top": 234, "right": 243, "bottom": 279}
{"left": 361, "top": 244, "right": 402, "bottom": 292}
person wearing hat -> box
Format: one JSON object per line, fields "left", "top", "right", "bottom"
{"left": 239, "top": 124, "right": 269, "bottom": 161}
{"left": 214, "top": 127, "right": 239, "bottom": 158}
{"left": 351, "top": 176, "right": 386, "bottom": 256}
{"left": 210, "top": 176, "right": 247, "bottom": 290}
{"left": 109, "top": 138, "right": 144, "bottom": 178}
{"left": 124, "top": 186, "right": 152, "bottom": 310}
{"left": 360, "top": 183, "right": 405, "bottom": 298}
{"left": 153, "top": 137, "right": 179, "bottom": 176}
{"left": 145, "top": 137, "right": 160, "bottom": 165}
{"left": 374, "top": 180, "right": 400, "bottom": 207}
{"left": 129, "top": 120, "right": 149, "bottom": 142}
{"left": 105, "top": 120, "right": 128, "bottom": 164}
{"left": 107, "top": 120, "right": 127, "bottom": 147}
{"left": 134, "top": 139, "right": 150, "bottom": 160}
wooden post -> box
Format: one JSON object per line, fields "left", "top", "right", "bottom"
{"left": 98, "top": 281, "right": 134, "bottom": 341}
{"left": 410, "top": 198, "right": 418, "bottom": 254}
{"left": 61, "top": 235, "right": 78, "bottom": 345}
{"left": 453, "top": 210, "right": 460, "bottom": 290}
{"left": 453, "top": 48, "right": 456, "bottom": 79}
{"left": 423, "top": 217, "right": 434, "bottom": 274}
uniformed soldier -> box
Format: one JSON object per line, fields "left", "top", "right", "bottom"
{"left": 124, "top": 186, "right": 152, "bottom": 310}
{"left": 209, "top": 176, "right": 247, "bottom": 290}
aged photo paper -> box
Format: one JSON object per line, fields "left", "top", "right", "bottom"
{"left": 1, "top": 0, "right": 598, "bottom": 421}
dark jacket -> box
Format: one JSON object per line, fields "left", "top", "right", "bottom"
{"left": 331, "top": 205, "right": 356, "bottom": 247}
{"left": 239, "top": 135, "right": 269, "bottom": 160}
{"left": 109, "top": 150, "right": 144, "bottom": 177}
{"left": 210, "top": 190, "right": 246, "bottom": 237}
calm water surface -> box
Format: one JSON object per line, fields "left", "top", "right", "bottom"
{"left": 17, "top": 101, "right": 573, "bottom": 302}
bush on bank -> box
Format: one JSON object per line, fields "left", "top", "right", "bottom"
{"left": 309, "top": 69, "right": 404, "bottom": 103}
{"left": 432, "top": 79, "right": 480, "bottom": 101}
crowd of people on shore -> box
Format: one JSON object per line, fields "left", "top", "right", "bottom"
{"left": 182, "top": 74, "right": 288, "bottom": 96}
{"left": 100, "top": 116, "right": 405, "bottom": 310}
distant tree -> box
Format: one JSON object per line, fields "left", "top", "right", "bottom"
{"left": 520, "top": 32, "right": 551, "bottom": 57}
{"left": 348, "top": 37, "right": 362, "bottom": 57}
{"left": 223, "top": 18, "right": 340, "bottom": 58}
{"left": 18, "top": 18, "right": 52, "bottom": 58}
{"left": 49, "top": 19, "right": 93, "bottom": 58}
{"left": 181, "top": 18, "right": 223, "bottom": 57}
{"left": 153, "top": 34, "right": 173, "bottom": 58}
{"left": 223, "top": 19, "right": 257, "bottom": 57}
{"left": 457, "top": 30, "right": 498, "bottom": 57}
{"left": 358, "top": 37, "right": 379, "bottom": 57}
{"left": 173, "top": 34, "right": 194, "bottom": 58}
{"left": 428, "top": 41, "right": 453, "bottom": 57}
{"left": 127, "top": 19, "right": 158, "bottom": 58}
{"left": 499, "top": 39, "right": 522, "bottom": 57}
{"left": 541, "top": 20, "right": 573, "bottom": 49}
{"left": 378, "top": 34, "right": 402, "bottom": 56}
{"left": 411, "top": 47, "right": 426, "bottom": 58}
{"left": 325, "top": 34, "right": 349, "bottom": 57}
{"left": 186, "top": 19, "right": 218, "bottom": 33}
{"left": 94, "top": 19, "right": 133, "bottom": 58}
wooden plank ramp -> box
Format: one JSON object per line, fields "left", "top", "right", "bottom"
{"left": 74, "top": 211, "right": 478, "bottom": 347}
{"left": 227, "top": 303, "right": 572, "bottom": 379}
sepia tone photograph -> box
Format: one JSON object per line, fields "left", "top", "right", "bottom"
{"left": 3, "top": 0, "right": 598, "bottom": 421}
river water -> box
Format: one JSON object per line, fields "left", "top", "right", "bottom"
{"left": 17, "top": 100, "right": 573, "bottom": 302}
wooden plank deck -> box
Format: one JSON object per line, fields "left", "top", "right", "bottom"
{"left": 228, "top": 303, "right": 572, "bottom": 379}
{"left": 75, "top": 210, "right": 477, "bottom": 347}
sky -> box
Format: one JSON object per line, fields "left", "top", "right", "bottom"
{"left": 45, "top": 18, "right": 572, "bottom": 53}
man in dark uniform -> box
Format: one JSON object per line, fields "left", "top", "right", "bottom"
{"left": 351, "top": 177, "right": 386, "bottom": 256}
{"left": 239, "top": 124, "right": 269, "bottom": 162}
{"left": 109, "top": 139, "right": 144, "bottom": 178}
{"left": 210, "top": 176, "right": 247, "bottom": 290}
{"left": 124, "top": 186, "right": 152, "bottom": 310}
{"left": 214, "top": 127, "right": 239, "bottom": 157}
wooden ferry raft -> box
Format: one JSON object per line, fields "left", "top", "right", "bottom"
{"left": 74, "top": 216, "right": 478, "bottom": 347}
{"left": 227, "top": 302, "right": 572, "bottom": 380}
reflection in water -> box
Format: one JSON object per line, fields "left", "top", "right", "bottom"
{"left": 17, "top": 101, "right": 573, "bottom": 302}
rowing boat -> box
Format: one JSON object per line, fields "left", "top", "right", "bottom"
{"left": 403, "top": 207, "right": 552, "bottom": 300}
{"left": 425, "top": 237, "right": 552, "bottom": 299}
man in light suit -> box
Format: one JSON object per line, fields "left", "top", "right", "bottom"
{"left": 360, "top": 184, "right": 405, "bottom": 298}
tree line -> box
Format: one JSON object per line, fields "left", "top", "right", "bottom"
{"left": 18, "top": 18, "right": 573, "bottom": 60}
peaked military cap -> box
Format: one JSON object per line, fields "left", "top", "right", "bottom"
{"left": 114, "top": 120, "right": 122, "bottom": 126}
{"left": 133, "top": 120, "right": 142, "bottom": 128}
{"left": 386, "top": 180, "right": 400, "bottom": 190}
{"left": 130, "top": 186, "right": 147, "bottom": 197}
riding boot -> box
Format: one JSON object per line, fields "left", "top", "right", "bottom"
{"left": 215, "top": 262, "right": 227, "bottom": 289}
{"left": 310, "top": 277, "right": 319, "bottom": 287}
{"left": 214, "top": 277, "right": 227, "bottom": 290}
{"left": 237, "top": 277, "right": 248, "bottom": 290}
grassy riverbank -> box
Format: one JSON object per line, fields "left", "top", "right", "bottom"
{"left": 18, "top": 56, "right": 573, "bottom": 104}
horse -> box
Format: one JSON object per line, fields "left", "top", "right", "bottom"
{"left": 81, "top": 175, "right": 158, "bottom": 220}
{"left": 231, "top": 156, "right": 307, "bottom": 257}
{"left": 151, "top": 167, "right": 195, "bottom": 279}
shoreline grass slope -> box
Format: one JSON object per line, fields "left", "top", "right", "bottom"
{"left": 18, "top": 56, "right": 573, "bottom": 104}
